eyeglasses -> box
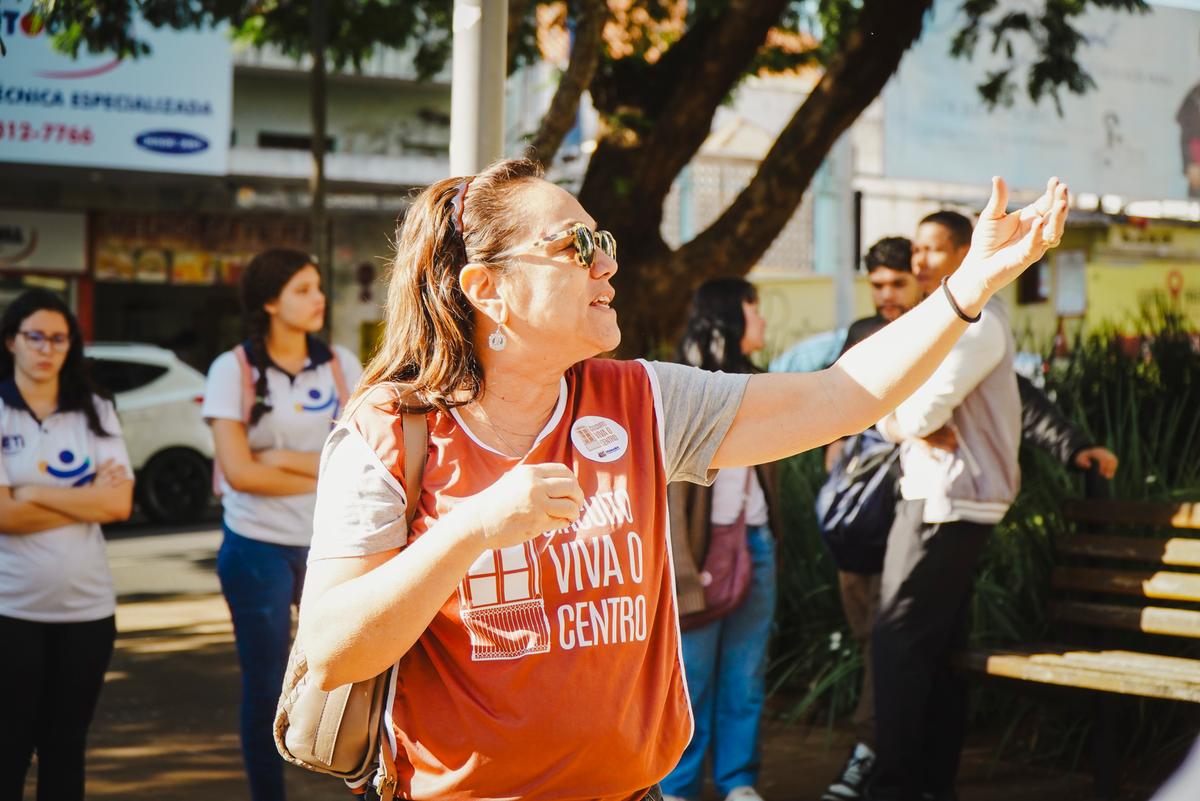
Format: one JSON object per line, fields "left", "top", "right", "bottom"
{"left": 17, "top": 330, "right": 72, "bottom": 352}
{"left": 495, "top": 223, "right": 617, "bottom": 270}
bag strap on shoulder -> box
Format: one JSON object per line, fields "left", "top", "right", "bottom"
{"left": 338, "top": 382, "right": 428, "bottom": 526}
{"left": 327, "top": 348, "right": 351, "bottom": 415}
{"left": 401, "top": 410, "right": 426, "bottom": 526}
{"left": 232, "top": 344, "right": 256, "bottom": 424}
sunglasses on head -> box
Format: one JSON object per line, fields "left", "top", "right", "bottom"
{"left": 497, "top": 223, "right": 618, "bottom": 269}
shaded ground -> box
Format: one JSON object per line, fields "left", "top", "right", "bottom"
{"left": 18, "top": 528, "right": 1140, "bottom": 800}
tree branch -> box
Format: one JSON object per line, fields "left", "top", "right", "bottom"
{"left": 626, "top": 0, "right": 790, "bottom": 205}
{"left": 527, "top": 0, "right": 608, "bottom": 166}
{"left": 670, "top": 0, "right": 932, "bottom": 283}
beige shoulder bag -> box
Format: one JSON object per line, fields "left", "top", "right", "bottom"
{"left": 274, "top": 388, "right": 427, "bottom": 801}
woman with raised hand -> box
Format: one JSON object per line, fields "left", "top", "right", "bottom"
{"left": 300, "top": 159, "right": 1067, "bottom": 801}
{"left": 0, "top": 288, "right": 134, "bottom": 801}
{"left": 664, "top": 277, "right": 778, "bottom": 801}
{"left": 203, "top": 249, "right": 361, "bottom": 801}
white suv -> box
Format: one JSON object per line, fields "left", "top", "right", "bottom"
{"left": 85, "top": 343, "right": 214, "bottom": 523}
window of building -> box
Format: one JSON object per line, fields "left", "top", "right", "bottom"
{"left": 257, "top": 132, "right": 337, "bottom": 152}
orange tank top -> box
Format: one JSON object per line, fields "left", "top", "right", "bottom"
{"left": 349, "top": 358, "right": 692, "bottom": 801}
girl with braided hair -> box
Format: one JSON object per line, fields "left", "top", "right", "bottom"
{"left": 202, "top": 249, "right": 361, "bottom": 801}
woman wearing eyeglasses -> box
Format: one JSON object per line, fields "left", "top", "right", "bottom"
{"left": 298, "top": 159, "right": 1069, "bottom": 801}
{"left": 0, "top": 289, "right": 134, "bottom": 801}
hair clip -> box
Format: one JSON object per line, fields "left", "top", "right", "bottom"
{"left": 449, "top": 178, "right": 473, "bottom": 237}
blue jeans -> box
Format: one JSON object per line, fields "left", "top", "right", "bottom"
{"left": 217, "top": 525, "right": 308, "bottom": 801}
{"left": 663, "top": 524, "right": 777, "bottom": 799}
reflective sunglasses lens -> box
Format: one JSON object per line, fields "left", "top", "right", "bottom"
{"left": 597, "top": 231, "right": 617, "bottom": 259}
{"left": 574, "top": 226, "right": 595, "bottom": 267}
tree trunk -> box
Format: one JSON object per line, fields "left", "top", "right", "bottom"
{"left": 527, "top": 0, "right": 607, "bottom": 167}
{"left": 309, "top": 0, "right": 331, "bottom": 332}
{"left": 579, "top": 0, "right": 932, "bottom": 356}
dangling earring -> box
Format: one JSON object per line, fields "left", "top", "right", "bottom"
{"left": 488, "top": 324, "right": 507, "bottom": 351}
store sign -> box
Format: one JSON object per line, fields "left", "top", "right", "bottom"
{"left": 883, "top": 1, "right": 1200, "bottom": 200}
{"left": 0, "top": 2, "right": 232, "bottom": 175}
{"left": 0, "top": 210, "right": 86, "bottom": 273}
{"left": 92, "top": 213, "right": 311, "bottom": 286}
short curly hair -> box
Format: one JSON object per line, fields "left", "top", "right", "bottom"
{"left": 863, "top": 236, "right": 913, "bottom": 273}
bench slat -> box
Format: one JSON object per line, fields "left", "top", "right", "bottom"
{"left": 1051, "top": 601, "right": 1200, "bottom": 639}
{"left": 1055, "top": 534, "right": 1200, "bottom": 568}
{"left": 958, "top": 648, "right": 1200, "bottom": 703}
{"left": 1049, "top": 649, "right": 1200, "bottom": 681}
{"left": 1063, "top": 500, "right": 1200, "bottom": 530}
{"left": 1052, "top": 566, "right": 1200, "bottom": 602}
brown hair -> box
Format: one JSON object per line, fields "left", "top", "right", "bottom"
{"left": 240, "top": 248, "right": 317, "bottom": 425}
{"left": 358, "top": 158, "right": 544, "bottom": 411}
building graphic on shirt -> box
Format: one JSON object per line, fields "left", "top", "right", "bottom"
{"left": 457, "top": 541, "right": 552, "bottom": 661}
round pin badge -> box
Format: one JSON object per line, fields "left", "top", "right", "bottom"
{"left": 570, "top": 415, "right": 629, "bottom": 463}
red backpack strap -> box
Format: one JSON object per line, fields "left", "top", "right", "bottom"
{"left": 212, "top": 345, "right": 258, "bottom": 496}
{"left": 328, "top": 348, "right": 351, "bottom": 418}
{"left": 232, "top": 344, "right": 256, "bottom": 424}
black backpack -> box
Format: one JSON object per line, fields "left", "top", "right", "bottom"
{"left": 815, "top": 428, "right": 901, "bottom": 574}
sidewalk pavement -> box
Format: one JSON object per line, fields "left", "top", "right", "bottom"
{"left": 25, "top": 527, "right": 1106, "bottom": 800}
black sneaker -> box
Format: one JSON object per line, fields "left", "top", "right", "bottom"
{"left": 821, "top": 743, "right": 876, "bottom": 801}
{"left": 920, "top": 792, "right": 959, "bottom": 801}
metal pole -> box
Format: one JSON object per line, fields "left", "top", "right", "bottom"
{"left": 450, "top": 0, "right": 508, "bottom": 176}
{"left": 832, "top": 133, "right": 856, "bottom": 329}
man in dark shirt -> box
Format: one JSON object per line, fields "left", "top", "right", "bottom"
{"left": 840, "top": 237, "right": 922, "bottom": 355}
{"left": 822, "top": 237, "right": 922, "bottom": 801}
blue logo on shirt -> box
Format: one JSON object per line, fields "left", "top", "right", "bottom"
{"left": 40, "top": 449, "right": 96, "bottom": 486}
{"left": 296, "top": 386, "right": 338, "bottom": 415}
{"left": 1, "top": 434, "right": 24, "bottom": 455}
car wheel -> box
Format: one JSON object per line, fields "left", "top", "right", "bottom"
{"left": 138, "top": 447, "right": 212, "bottom": 524}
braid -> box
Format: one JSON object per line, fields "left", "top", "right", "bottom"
{"left": 247, "top": 313, "right": 272, "bottom": 426}
{"left": 239, "top": 248, "right": 313, "bottom": 425}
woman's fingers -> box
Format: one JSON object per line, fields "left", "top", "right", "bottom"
{"left": 1041, "top": 191, "right": 1069, "bottom": 248}
{"left": 543, "top": 496, "right": 585, "bottom": 523}
{"left": 541, "top": 475, "right": 585, "bottom": 507}
{"left": 980, "top": 176, "right": 1009, "bottom": 221}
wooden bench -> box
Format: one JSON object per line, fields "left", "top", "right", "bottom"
{"left": 958, "top": 497, "right": 1200, "bottom": 795}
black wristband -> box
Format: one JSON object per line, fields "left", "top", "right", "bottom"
{"left": 941, "top": 276, "right": 982, "bottom": 323}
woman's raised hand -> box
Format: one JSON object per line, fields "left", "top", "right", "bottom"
{"left": 460, "top": 463, "right": 585, "bottom": 551}
{"left": 960, "top": 176, "right": 1070, "bottom": 297}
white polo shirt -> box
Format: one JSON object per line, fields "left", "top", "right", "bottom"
{"left": 203, "top": 338, "right": 362, "bottom": 547}
{"left": 0, "top": 381, "right": 131, "bottom": 623}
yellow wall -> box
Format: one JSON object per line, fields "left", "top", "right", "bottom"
{"left": 752, "top": 274, "right": 876, "bottom": 358}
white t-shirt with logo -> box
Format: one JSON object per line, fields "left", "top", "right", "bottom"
{"left": 0, "top": 384, "right": 131, "bottom": 623}
{"left": 203, "top": 341, "right": 362, "bottom": 547}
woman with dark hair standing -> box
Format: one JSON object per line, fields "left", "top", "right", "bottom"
{"left": 663, "top": 278, "right": 776, "bottom": 801}
{"left": 0, "top": 289, "right": 134, "bottom": 801}
{"left": 202, "top": 250, "right": 361, "bottom": 801}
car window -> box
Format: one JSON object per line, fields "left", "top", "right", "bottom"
{"left": 89, "top": 358, "right": 169, "bottom": 395}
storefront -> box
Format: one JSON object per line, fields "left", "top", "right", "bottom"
{"left": 0, "top": 209, "right": 89, "bottom": 324}
{"left": 89, "top": 212, "right": 312, "bottom": 371}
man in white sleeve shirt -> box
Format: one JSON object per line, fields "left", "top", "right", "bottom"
{"left": 865, "top": 211, "right": 1022, "bottom": 801}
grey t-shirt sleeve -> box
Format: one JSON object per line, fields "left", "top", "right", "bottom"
{"left": 645, "top": 360, "right": 750, "bottom": 486}
{"left": 308, "top": 425, "right": 409, "bottom": 561}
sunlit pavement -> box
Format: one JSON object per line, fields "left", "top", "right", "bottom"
{"left": 20, "top": 521, "right": 1109, "bottom": 800}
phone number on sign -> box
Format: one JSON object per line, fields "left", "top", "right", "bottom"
{"left": 0, "top": 121, "right": 94, "bottom": 145}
